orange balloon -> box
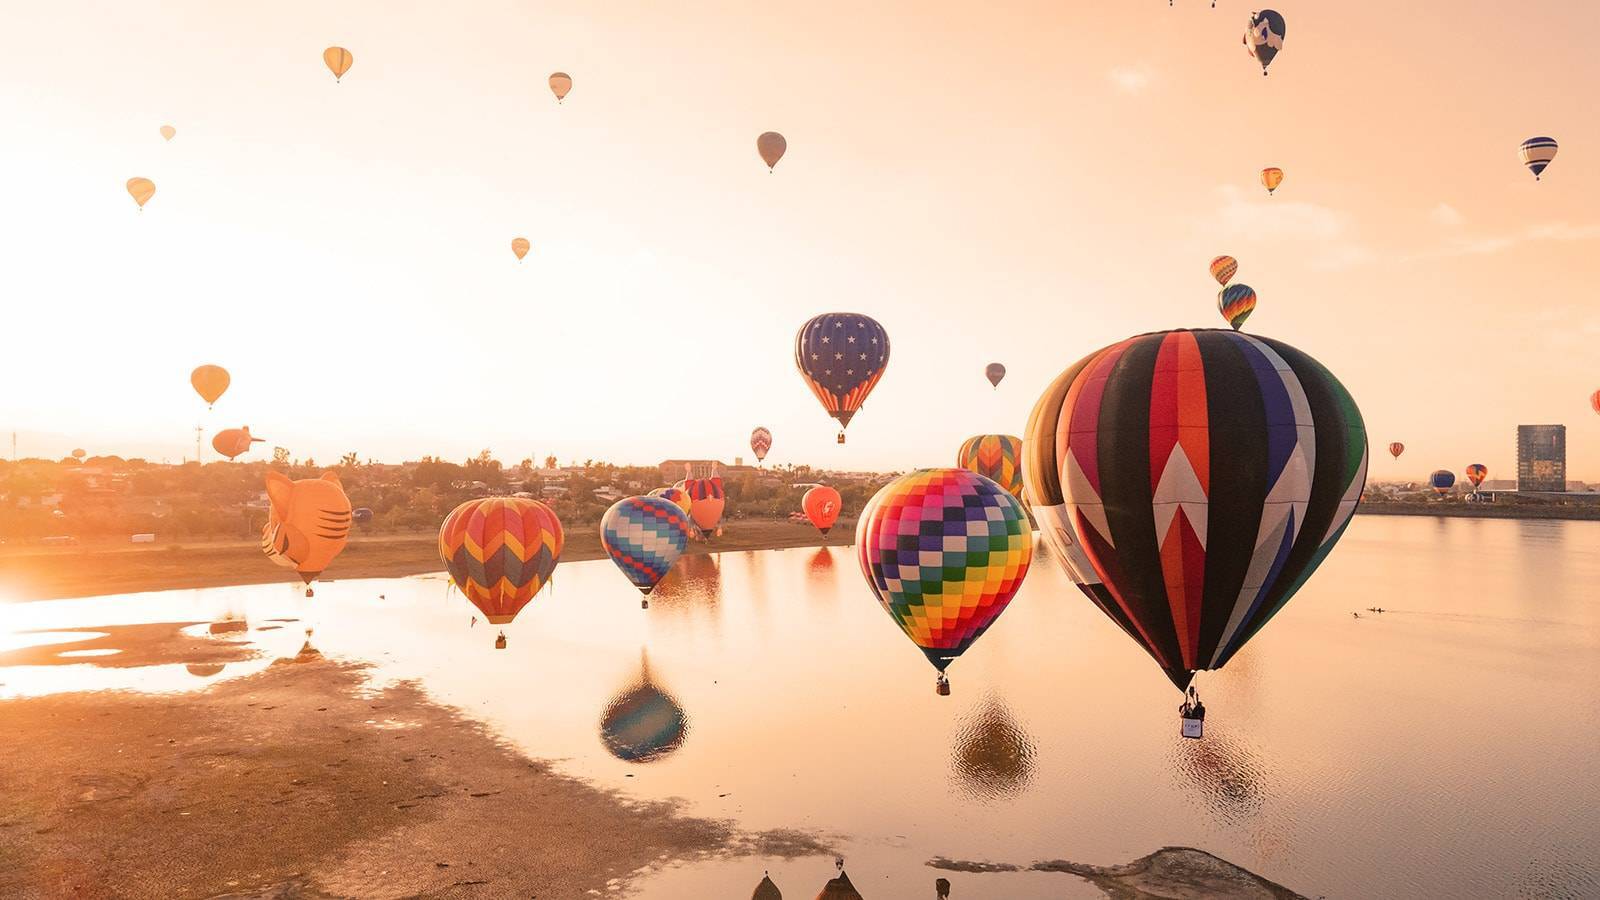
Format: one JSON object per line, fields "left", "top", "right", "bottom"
{"left": 757, "top": 132, "right": 786, "bottom": 171}
{"left": 323, "top": 46, "right": 353, "bottom": 81}
{"left": 511, "top": 237, "right": 530, "bottom": 260}
{"left": 549, "top": 72, "right": 572, "bottom": 102}
{"left": 1260, "top": 167, "right": 1284, "bottom": 194}
{"left": 212, "top": 426, "right": 263, "bottom": 460}
{"left": 190, "top": 365, "right": 230, "bottom": 407}
{"left": 127, "top": 177, "right": 155, "bottom": 209}
{"left": 159, "top": 125, "right": 176, "bottom": 141}
{"left": 262, "top": 471, "right": 352, "bottom": 593}
{"left": 803, "top": 485, "right": 842, "bottom": 535}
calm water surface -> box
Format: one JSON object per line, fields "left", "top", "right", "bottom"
{"left": 2, "top": 516, "right": 1597, "bottom": 899}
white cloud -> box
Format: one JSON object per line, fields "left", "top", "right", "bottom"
{"left": 1209, "top": 184, "right": 1376, "bottom": 270}
{"left": 1430, "top": 203, "right": 1464, "bottom": 227}
{"left": 1107, "top": 65, "right": 1155, "bottom": 93}
{"left": 1417, "top": 221, "right": 1600, "bottom": 258}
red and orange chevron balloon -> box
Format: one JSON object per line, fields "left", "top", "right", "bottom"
{"left": 956, "top": 434, "right": 1024, "bottom": 498}
{"left": 439, "top": 498, "right": 564, "bottom": 645}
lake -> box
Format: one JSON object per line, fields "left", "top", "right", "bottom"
{"left": 2, "top": 515, "right": 1597, "bottom": 898}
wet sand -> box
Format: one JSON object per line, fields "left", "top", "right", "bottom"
{"left": 931, "top": 847, "right": 1307, "bottom": 899}
{"left": 0, "top": 519, "right": 854, "bottom": 602}
{"left": 0, "top": 644, "right": 828, "bottom": 899}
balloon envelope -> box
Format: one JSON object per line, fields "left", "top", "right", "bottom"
{"left": 957, "top": 435, "right": 1024, "bottom": 499}
{"left": 856, "top": 468, "right": 1032, "bottom": 674}
{"left": 549, "top": 72, "right": 572, "bottom": 101}
{"left": 1023, "top": 329, "right": 1368, "bottom": 691}
{"left": 1388, "top": 442, "right": 1405, "bottom": 459}
{"left": 684, "top": 477, "right": 725, "bottom": 533}
{"left": 1209, "top": 255, "right": 1238, "bottom": 285}
{"left": 439, "top": 497, "right": 564, "bottom": 627}
{"left": 212, "top": 426, "right": 263, "bottom": 460}
{"left": 1217, "top": 284, "right": 1257, "bottom": 331}
{"left": 1591, "top": 390, "right": 1600, "bottom": 415}
{"left": 1465, "top": 464, "right": 1488, "bottom": 489}
{"left": 70, "top": 448, "right": 86, "bottom": 460}
{"left": 190, "top": 365, "right": 230, "bottom": 407}
{"left": 1244, "top": 10, "right": 1287, "bottom": 73}
{"left": 159, "top": 125, "right": 176, "bottom": 141}
{"left": 1519, "top": 137, "right": 1558, "bottom": 180}
{"left": 1259, "top": 167, "right": 1284, "bottom": 194}
{"left": 601, "top": 496, "right": 690, "bottom": 595}
{"left": 985, "top": 362, "right": 1006, "bottom": 387}
{"left": 323, "top": 46, "right": 353, "bottom": 80}
{"left": 795, "top": 313, "right": 890, "bottom": 436}
{"left": 750, "top": 427, "right": 772, "bottom": 462}
{"left": 757, "top": 131, "right": 787, "bottom": 170}
{"left": 511, "top": 237, "right": 530, "bottom": 260}
{"left": 1430, "top": 469, "right": 1457, "bottom": 495}
{"left": 261, "top": 471, "right": 352, "bottom": 586}
{"left": 126, "top": 177, "right": 155, "bottom": 208}
{"left": 802, "top": 485, "right": 842, "bottom": 535}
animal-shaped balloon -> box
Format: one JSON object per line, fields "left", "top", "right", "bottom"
{"left": 601, "top": 496, "right": 691, "bottom": 606}
{"left": 803, "top": 485, "right": 842, "bottom": 535}
{"left": 957, "top": 434, "right": 1024, "bottom": 498}
{"left": 212, "top": 426, "right": 264, "bottom": 460}
{"left": 439, "top": 497, "right": 564, "bottom": 647}
{"left": 1243, "top": 10, "right": 1286, "bottom": 75}
{"left": 261, "top": 471, "right": 352, "bottom": 595}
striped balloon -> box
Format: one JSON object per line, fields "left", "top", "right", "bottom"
{"left": 1218, "top": 283, "right": 1257, "bottom": 331}
{"left": 1209, "top": 255, "right": 1238, "bottom": 286}
{"left": 1389, "top": 442, "right": 1404, "bottom": 459}
{"left": 956, "top": 434, "right": 1025, "bottom": 499}
{"left": 1022, "top": 329, "right": 1367, "bottom": 692}
{"left": 795, "top": 312, "right": 890, "bottom": 442}
{"left": 438, "top": 498, "right": 564, "bottom": 640}
{"left": 601, "top": 496, "right": 690, "bottom": 598}
{"left": 684, "top": 477, "right": 725, "bottom": 534}
{"left": 750, "top": 426, "right": 772, "bottom": 462}
{"left": 856, "top": 468, "right": 1032, "bottom": 691}
{"left": 1519, "top": 137, "right": 1558, "bottom": 181}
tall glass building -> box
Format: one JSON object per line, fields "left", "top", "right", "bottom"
{"left": 1516, "top": 425, "right": 1566, "bottom": 492}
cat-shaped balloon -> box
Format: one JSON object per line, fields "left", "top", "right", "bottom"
{"left": 261, "top": 471, "right": 352, "bottom": 595}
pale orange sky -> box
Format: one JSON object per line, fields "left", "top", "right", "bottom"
{"left": 2, "top": 1, "right": 1597, "bottom": 479}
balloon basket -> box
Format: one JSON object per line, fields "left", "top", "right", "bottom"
{"left": 641, "top": 598, "right": 649, "bottom": 609}
{"left": 1181, "top": 716, "right": 1204, "bottom": 740}
{"left": 935, "top": 675, "right": 950, "bottom": 696}
{"left": 494, "top": 632, "right": 507, "bottom": 650}
{"left": 305, "top": 587, "right": 314, "bottom": 598}
{"left": 836, "top": 432, "right": 846, "bottom": 444}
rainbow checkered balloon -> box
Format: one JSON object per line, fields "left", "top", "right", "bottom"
{"left": 601, "top": 496, "right": 691, "bottom": 595}
{"left": 856, "top": 468, "right": 1032, "bottom": 677}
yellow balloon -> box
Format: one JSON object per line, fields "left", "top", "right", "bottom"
{"left": 1260, "top": 167, "right": 1284, "bottom": 195}
{"left": 511, "top": 237, "right": 530, "bottom": 260}
{"left": 549, "top": 72, "right": 572, "bottom": 102}
{"left": 190, "top": 364, "right": 230, "bottom": 407}
{"left": 323, "top": 46, "right": 353, "bottom": 81}
{"left": 159, "top": 125, "right": 176, "bottom": 141}
{"left": 757, "top": 132, "right": 786, "bottom": 171}
{"left": 126, "top": 177, "right": 155, "bottom": 209}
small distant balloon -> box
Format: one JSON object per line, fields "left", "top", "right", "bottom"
{"left": 159, "top": 125, "right": 176, "bottom": 141}
{"left": 190, "top": 365, "right": 230, "bottom": 407}
{"left": 1243, "top": 10, "right": 1287, "bottom": 75}
{"left": 1465, "top": 464, "right": 1487, "bottom": 489}
{"left": 323, "top": 46, "right": 353, "bottom": 81}
{"left": 985, "top": 363, "right": 1006, "bottom": 388}
{"left": 1430, "top": 469, "right": 1456, "bottom": 496}
{"left": 511, "top": 237, "right": 530, "bottom": 260}
{"left": 1209, "top": 255, "right": 1238, "bottom": 285}
{"left": 549, "top": 72, "right": 572, "bottom": 102}
{"left": 1519, "top": 137, "right": 1558, "bottom": 181}
{"left": 750, "top": 427, "right": 772, "bottom": 463}
{"left": 1591, "top": 389, "right": 1600, "bottom": 415}
{"left": 757, "top": 132, "right": 787, "bottom": 171}
{"left": 71, "top": 448, "right": 86, "bottom": 460}
{"left": 802, "top": 485, "right": 842, "bottom": 535}
{"left": 1217, "top": 283, "right": 1257, "bottom": 331}
{"left": 1389, "top": 442, "right": 1405, "bottom": 459}
{"left": 126, "top": 177, "right": 155, "bottom": 209}
{"left": 1260, "top": 167, "right": 1284, "bottom": 195}
{"left": 212, "top": 426, "right": 264, "bottom": 460}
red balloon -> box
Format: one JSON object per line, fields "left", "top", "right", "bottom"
{"left": 803, "top": 485, "right": 842, "bottom": 535}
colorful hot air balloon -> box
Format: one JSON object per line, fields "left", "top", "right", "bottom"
{"left": 511, "top": 237, "right": 530, "bottom": 260}
{"left": 323, "top": 46, "right": 353, "bottom": 81}
{"left": 1389, "top": 442, "right": 1405, "bottom": 459}
{"left": 857, "top": 468, "right": 1033, "bottom": 694}
{"left": 685, "top": 474, "right": 725, "bottom": 537}
{"left": 985, "top": 362, "right": 1006, "bottom": 388}
{"left": 795, "top": 313, "right": 890, "bottom": 443}
{"left": 1519, "top": 137, "right": 1558, "bottom": 181}
{"left": 1022, "top": 329, "right": 1367, "bottom": 693}
{"left": 750, "top": 427, "right": 772, "bottom": 463}
{"left": 957, "top": 435, "right": 1024, "bottom": 499}
{"left": 549, "top": 72, "right": 572, "bottom": 102}
{"left": 757, "top": 132, "right": 787, "bottom": 171}
{"left": 211, "top": 426, "right": 263, "bottom": 460}
{"left": 126, "top": 177, "right": 155, "bottom": 210}
{"left": 439, "top": 497, "right": 564, "bottom": 647}
{"left": 1244, "top": 10, "right": 1287, "bottom": 75}
{"left": 1465, "top": 464, "right": 1488, "bottom": 490}
{"left": 190, "top": 365, "right": 230, "bottom": 407}
{"left": 657, "top": 486, "right": 693, "bottom": 518}
{"left": 1218, "top": 284, "right": 1257, "bottom": 330}
{"left": 261, "top": 471, "right": 352, "bottom": 595}
{"left": 159, "top": 125, "right": 176, "bottom": 141}
{"left": 601, "top": 496, "right": 690, "bottom": 604}
{"left": 802, "top": 485, "right": 842, "bottom": 535}
{"left": 1259, "top": 167, "right": 1284, "bottom": 195}
{"left": 1209, "top": 255, "right": 1238, "bottom": 285}
{"left": 1430, "top": 469, "right": 1457, "bottom": 496}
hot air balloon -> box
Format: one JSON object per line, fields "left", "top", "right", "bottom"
{"left": 1519, "top": 137, "right": 1558, "bottom": 181}
{"left": 685, "top": 473, "right": 725, "bottom": 537}
{"left": 656, "top": 486, "right": 693, "bottom": 518}
{"left": 796, "top": 313, "right": 890, "bottom": 443}
{"left": 956, "top": 435, "right": 1024, "bottom": 499}
{"left": 261, "top": 471, "right": 352, "bottom": 595}
{"left": 549, "top": 72, "right": 572, "bottom": 102}
{"left": 815, "top": 864, "right": 865, "bottom": 900}
{"left": 159, "top": 125, "right": 176, "bottom": 141}
{"left": 126, "top": 177, "right": 155, "bottom": 210}
{"left": 1591, "top": 390, "right": 1600, "bottom": 415}
{"left": 1244, "top": 10, "right": 1286, "bottom": 75}
{"left": 511, "top": 237, "right": 530, "bottom": 260}
{"left": 802, "top": 485, "right": 842, "bottom": 535}
{"left": 1209, "top": 256, "right": 1238, "bottom": 285}
{"left": 601, "top": 496, "right": 690, "bottom": 605}
{"left": 600, "top": 652, "right": 688, "bottom": 762}
{"left": 439, "top": 497, "right": 564, "bottom": 647}
{"left": 1465, "top": 464, "right": 1488, "bottom": 492}
{"left": 1022, "top": 329, "right": 1367, "bottom": 696}
{"left": 1217, "top": 284, "right": 1257, "bottom": 331}
{"left": 857, "top": 468, "right": 1032, "bottom": 694}
{"left": 323, "top": 46, "right": 353, "bottom": 81}
{"left": 1388, "top": 442, "right": 1404, "bottom": 459}
{"left": 212, "top": 426, "right": 263, "bottom": 460}
{"left": 352, "top": 507, "right": 373, "bottom": 525}
{"left": 757, "top": 132, "right": 786, "bottom": 171}
{"left": 985, "top": 362, "right": 1006, "bottom": 388}
{"left": 1259, "top": 167, "right": 1284, "bottom": 195}
{"left": 751, "top": 427, "right": 772, "bottom": 463}
{"left": 69, "top": 448, "right": 86, "bottom": 460}
{"left": 753, "top": 873, "right": 782, "bottom": 900}
{"left": 1430, "top": 469, "right": 1457, "bottom": 496}
{"left": 190, "top": 365, "right": 230, "bottom": 408}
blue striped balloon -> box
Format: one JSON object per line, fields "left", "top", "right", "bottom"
{"left": 1519, "top": 137, "right": 1558, "bottom": 181}
{"left": 601, "top": 496, "right": 690, "bottom": 597}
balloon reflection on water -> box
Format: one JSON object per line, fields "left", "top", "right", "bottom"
{"left": 599, "top": 651, "right": 688, "bottom": 763}
{"left": 948, "top": 692, "right": 1038, "bottom": 802}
